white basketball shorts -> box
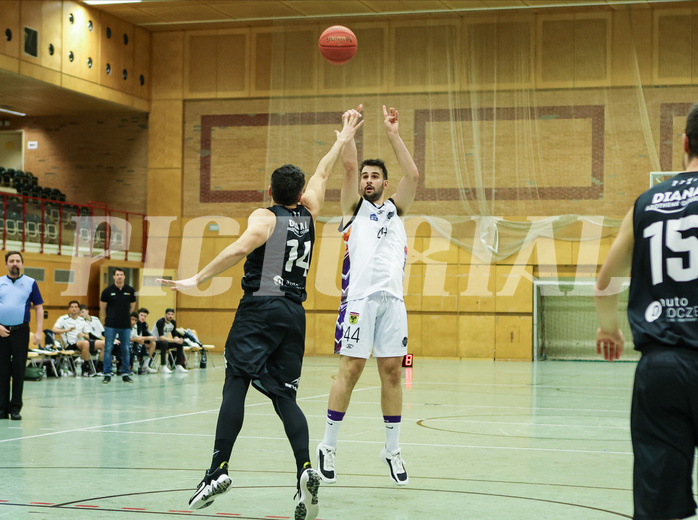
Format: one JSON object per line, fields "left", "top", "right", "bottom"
{"left": 334, "top": 291, "right": 408, "bottom": 359}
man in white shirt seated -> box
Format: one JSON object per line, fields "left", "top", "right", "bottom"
{"left": 79, "top": 304, "right": 106, "bottom": 371}
{"left": 52, "top": 300, "right": 95, "bottom": 377}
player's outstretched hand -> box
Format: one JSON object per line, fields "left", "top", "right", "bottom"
{"left": 596, "top": 328, "right": 624, "bottom": 362}
{"left": 383, "top": 105, "right": 399, "bottom": 135}
{"left": 336, "top": 104, "right": 364, "bottom": 140}
{"left": 157, "top": 277, "right": 197, "bottom": 292}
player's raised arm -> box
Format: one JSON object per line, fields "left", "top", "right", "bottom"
{"left": 159, "top": 208, "right": 276, "bottom": 292}
{"left": 302, "top": 107, "right": 364, "bottom": 221}
{"left": 339, "top": 105, "right": 363, "bottom": 219}
{"left": 383, "top": 105, "right": 419, "bottom": 216}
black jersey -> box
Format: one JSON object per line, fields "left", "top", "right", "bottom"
{"left": 629, "top": 171, "right": 698, "bottom": 351}
{"left": 240, "top": 204, "right": 315, "bottom": 303}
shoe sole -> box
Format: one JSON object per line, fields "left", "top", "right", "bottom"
{"left": 295, "top": 470, "right": 320, "bottom": 520}
{"left": 189, "top": 475, "right": 232, "bottom": 510}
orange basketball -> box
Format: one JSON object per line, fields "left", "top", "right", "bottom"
{"left": 318, "top": 25, "right": 357, "bottom": 65}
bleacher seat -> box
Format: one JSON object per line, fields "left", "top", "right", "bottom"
{"left": 25, "top": 221, "right": 39, "bottom": 240}
{"left": 5, "top": 219, "right": 18, "bottom": 238}
{"left": 78, "top": 227, "right": 92, "bottom": 243}
{"left": 44, "top": 223, "right": 58, "bottom": 241}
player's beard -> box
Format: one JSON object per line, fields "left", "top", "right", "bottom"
{"left": 363, "top": 184, "right": 383, "bottom": 203}
{"left": 8, "top": 266, "right": 20, "bottom": 277}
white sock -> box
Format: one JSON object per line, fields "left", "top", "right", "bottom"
{"left": 323, "top": 410, "right": 345, "bottom": 448}
{"left": 384, "top": 418, "right": 401, "bottom": 452}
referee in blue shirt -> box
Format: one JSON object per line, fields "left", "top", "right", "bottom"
{"left": 0, "top": 251, "right": 44, "bottom": 420}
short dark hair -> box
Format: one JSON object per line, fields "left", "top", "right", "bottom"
{"left": 113, "top": 267, "right": 125, "bottom": 275}
{"left": 79, "top": 304, "right": 89, "bottom": 312}
{"left": 138, "top": 308, "right": 149, "bottom": 315}
{"left": 68, "top": 300, "right": 80, "bottom": 307}
{"left": 5, "top": 251, "right": 22, "bottom": 262}
{"left": 165, "top": 308, "right": 175, "bottom": 314}
{"left": 131, "top": 312, "right": 138, "bottom": 319}
{"left": 270, "top": 164, "right": 306, "bottom": 205}
{"left": 686, "top": 103, "right": 698, "bottom": 160}
{"left": 360, "top": 159, "right": 388, "bottom": 180}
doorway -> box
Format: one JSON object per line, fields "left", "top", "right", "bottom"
{"left": 0, "top": 130, "right": 24, "bottom": 171}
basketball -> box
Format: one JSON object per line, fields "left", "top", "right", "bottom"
{"left": 318, "top": 25, "right": 357, "bottom": 65}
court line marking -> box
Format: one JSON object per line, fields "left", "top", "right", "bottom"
{"left": 415, "top": 419, "right": 630, "bottom": 429}
{"left": 409, "top": 382, "right": 633, "bottom": 390}
{"left": 0, "top": 385, "right": 381, "bottom": 445}
{"left": 73, "top": 429, "right": 632, "bottom": 456}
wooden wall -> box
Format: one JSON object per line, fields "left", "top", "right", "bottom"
{"left": 151, "top": 6, "right": 698, "bottom": 359}
{"left": 7, "top": 113, "right": 149, "bottom": 214}
{"left": 5, "top": 5, "right": 698, "bottom": 359}
{"left": 0, "top": 0, "right": 150, "bottom": 110}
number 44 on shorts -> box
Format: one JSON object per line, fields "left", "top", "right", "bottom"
{"left": 343, "top": 326, "right": 360, "bottom": 342}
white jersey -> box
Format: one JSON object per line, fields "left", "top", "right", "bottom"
{"left": 341, "top": 198, "right": 407, "bottom": 302}
{"left": 83, "top": 315, "right": 105, "bottom": 338}
{"left": 53, "top": 314, "right": 87, "bottom": 345}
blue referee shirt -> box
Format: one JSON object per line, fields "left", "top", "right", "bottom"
{"left": 0, "top": 274, "right": 44, "bottom": 326}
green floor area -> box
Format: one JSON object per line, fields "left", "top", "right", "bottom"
{"left": 0, "top": 355, "right": 640, "bottom": 519}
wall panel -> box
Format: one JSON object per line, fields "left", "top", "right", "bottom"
{"left": 464, "top": 17, "right": 534, "bottom": 89}
{"left": 131, "top": 27, "right": 151, "bottom": 99}
{"left": 184, "top": 31, "right": 218, "bottom": 98}
{"left": 611, "top": 9, "right": 652, "bottom": 86}
{"left": 21, "top": 1, "right": 62, "bottom": 72}
{"left": 458, "top": 315, "right": 495, "bottom": 358}
{"left": 217, "top": 29, "right": 249, "bottom": 97}
{"left": 151, "top": 31, "right": 184, "bottom": 100}
{"left": 538, "top": 16, "right": 575, "bottom": 87}
{"left": 495, "top": 315, "right": 532, "bottom": 360}
{"left": 148, "top": 100, "right": 183, "bottom": 169}
{"left": 654, "top": 10, "right": 691, "bottom": 84}
{"left": 390, "top": 20, "right": 459, "bottom": 93}
{"left": 251, "top": 27, "right": 317, "bottom": 96}
{"left": 574, "top": 15, "right": 611, "bottom": 87}
{"left": 61, "top": 1, "right": 100, "bottom": 84}
{"left": 0, "top": 1, "right": 20, "bottom": 59}
{"left": 99, "top": 12, "right": 134, "bottom": 93}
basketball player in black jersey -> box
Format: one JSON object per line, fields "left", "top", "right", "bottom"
{"left": 596, "top": 102, "right": 698, "bottom": 520}
{"left": 160, "top": 109, "right": 363, "bottom": 519}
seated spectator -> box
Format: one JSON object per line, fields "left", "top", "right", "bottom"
{"left": 79, "top": 304, "right": 106, "bottom": 372}
{"left": 52, "top": 300, "right": 95, "bottom": 377}
{"left": 154, "top": 308, "right": 187, "bottom": 374}
{"left": 130, "top": 308, "right": 156, "bottom": 374}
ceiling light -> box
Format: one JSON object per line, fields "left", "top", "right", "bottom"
{"left": 0, "top": 108, "right": 26, "bottom": 117}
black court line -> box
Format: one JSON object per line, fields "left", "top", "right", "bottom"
{"left": 417, "top": 414, "right": 631, "bottom": 442}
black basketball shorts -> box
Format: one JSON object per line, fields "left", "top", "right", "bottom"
{"left": 224, "top": 294, "right": 306, "bottom": 399}
{"left": 631, "top": 346, "right": 698, "bottom": 520}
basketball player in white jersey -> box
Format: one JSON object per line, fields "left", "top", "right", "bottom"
{"left": 317, "top": 105, "right": 419, "bottom": 486}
